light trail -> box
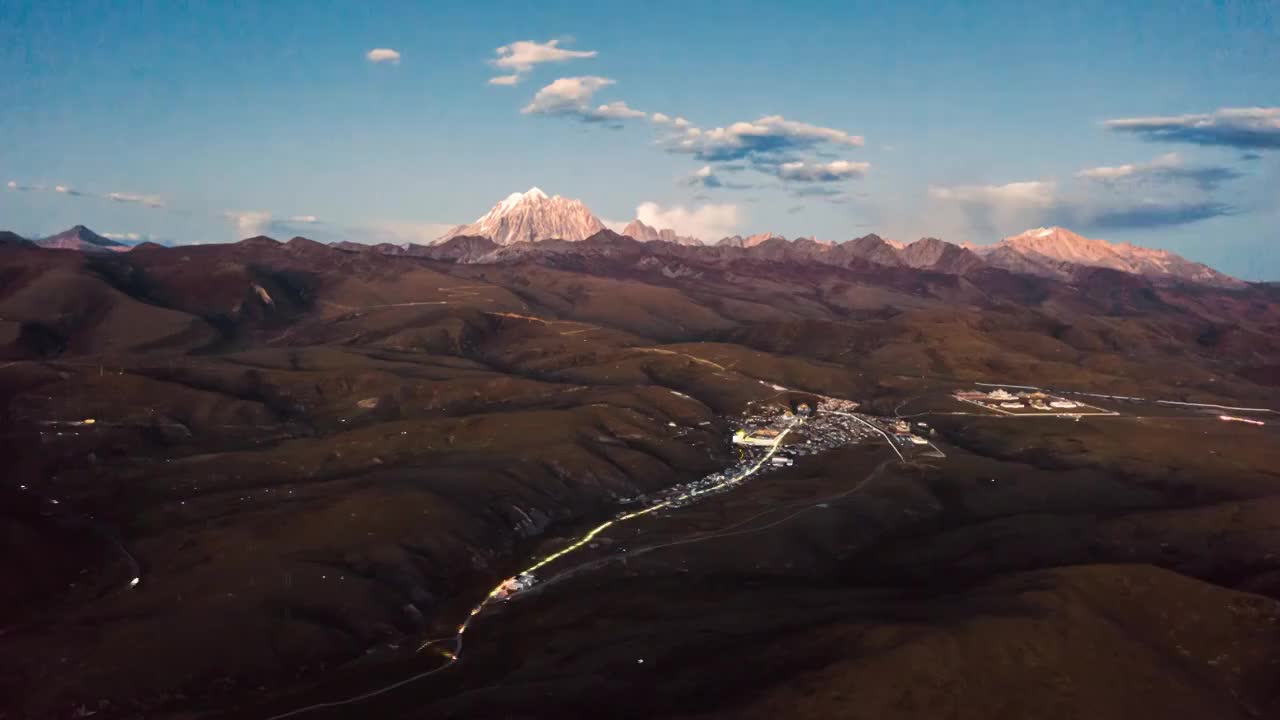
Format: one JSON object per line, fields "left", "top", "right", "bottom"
{"left": 267, "top": 419, "right": 799, "bottom": 720}
{"left": 974, "top": 381, "right": 1041, "bottom": 390}
{"left": 1156, "top": 399, "right": 1277, "bottom": 414}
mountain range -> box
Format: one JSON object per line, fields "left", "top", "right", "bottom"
{"left": 425, "top": 188, "right": 1242, "bottom": 288}
{"left": 3, "top": 189, "right": 1248, "bottom": 289}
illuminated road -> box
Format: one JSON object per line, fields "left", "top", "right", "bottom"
{"left": 529, "top": 457, "right": 896, "bottom": 594}
{"left": 822, "top": 410, "right": 905, "bottom": 462}
{"left": 263, "top": 417, "right": 800, "bottom": 720}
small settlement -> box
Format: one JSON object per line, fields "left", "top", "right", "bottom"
{"left": 952, "top": 387, "right": 1113, "bottom": 416}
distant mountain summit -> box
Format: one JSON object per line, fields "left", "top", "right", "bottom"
{"left": 717, "top": 232, "right": 783, "bottom": 248}
{"left": 621, "top": 219, "right": 702, "bottom": 246}
{"left": 898, "top": 236, "right": 985, "bottom": 274}
{"left": 972, "top": 226, "right": 1243, "bottom": 288}
{"left": 37, "top": 225, "right": 130, "bottom": 253}
{"left": 438, "top": 188, "right": 605, "bottom": 245}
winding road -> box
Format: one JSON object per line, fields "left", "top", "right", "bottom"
{"left": 264, "top": 416, "right": 802, "bottom": 720}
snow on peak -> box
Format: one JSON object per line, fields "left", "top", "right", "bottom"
{"left": 438, "top": 187, "right": 605, "bottom": 245}
{"left": 985, "top": 226, "right": 1243, "bottom": 288}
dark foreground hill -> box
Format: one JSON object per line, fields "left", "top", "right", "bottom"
{"left": 1, "top": 236, "right": 1278, "bottom": 719}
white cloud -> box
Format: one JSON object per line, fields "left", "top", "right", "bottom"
{"left": 667, "top": 115, "right": 865, "bottom": 162}
{"left": 104, "top": 191, "right": 164, "bottom": 208}
{"left": 492, "top": 39, "right": 596, "bottom": 74}
{"left": 488, "top": 74, "right": 520, "bottom": 86}
{"left": 591, "top": 100, "right": 646, "bottom": 120}
{"left": 522, "top": 76, "right": 621, "bottom": 118}
{"left": 651, "top": 112, "right": 671, "bottom": 124}
{"left": 288, "top": 215, "right": 320, "bottom": 224}
{"left": 102, "top": 232, "right": 143, "bottom": 241}
{"left": 366, "top": 48, "right": 401, "bottom": 64}
{"left": 774, "top": 160, "right": 870, "bottom": 182}
{"left": 636, "top": 201, "right": 741, "bottom": 241}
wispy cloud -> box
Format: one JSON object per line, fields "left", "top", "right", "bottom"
{"left": 358, "top": 220, "right": 456, "bottom": 245}
{"left": 1084, "top": 201, "right": 1235, "bottom": 229}
{"left": 929, "top": 172, "right": 1238, "bottom": 237}
{"left": 636, "top": 201, "right": 741, "bottom": 241}
{"left": 1077, "top": 152, "right": 1242, "bottom": 190}
{"left": 104, "top": 191, "right": 164, "bottom": 208}
{"left": 366, "top": 48, "right": 401, "bottom": 64}
{"left": 8, "top": 179, "right": 164, "bottom": 207}
{"left": 1104, "top": 107, "right": 1280, "bottom": 150}
{"left": 489, "top": 39, "right": 596, "bottom": 85}
{"left": 100, "top": 231, "right": 162, "bottom": 243}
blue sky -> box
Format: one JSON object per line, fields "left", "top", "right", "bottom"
{"left": 2, "top": 0, "right": 1278, "bottom": 278}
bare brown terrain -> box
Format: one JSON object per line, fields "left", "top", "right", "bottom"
{"left": 2, "top": 233, "right": 1279, "bottom": 719}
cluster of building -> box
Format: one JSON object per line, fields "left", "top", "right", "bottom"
{"left": 954, "top": 388, "right": 1082, "bottom": 413}
{"left": 890, "top": 419, "right": 932, "bottom": 445}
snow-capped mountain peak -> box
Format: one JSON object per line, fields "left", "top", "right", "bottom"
{"left": 439, "top": 188, "right": 605, "bottom": 245}
{"left": 972, "top": 226, "right": 1243, "bottom": 288}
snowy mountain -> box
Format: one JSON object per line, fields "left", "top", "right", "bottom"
{"left": 972, "top": 227, "right": 1243, "bottom": 288}
{"left": 621, "top": 219, "right": 702, "bottom": 246}
{"left": 438, "top": 188, "right": 605, "bottom": 245}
